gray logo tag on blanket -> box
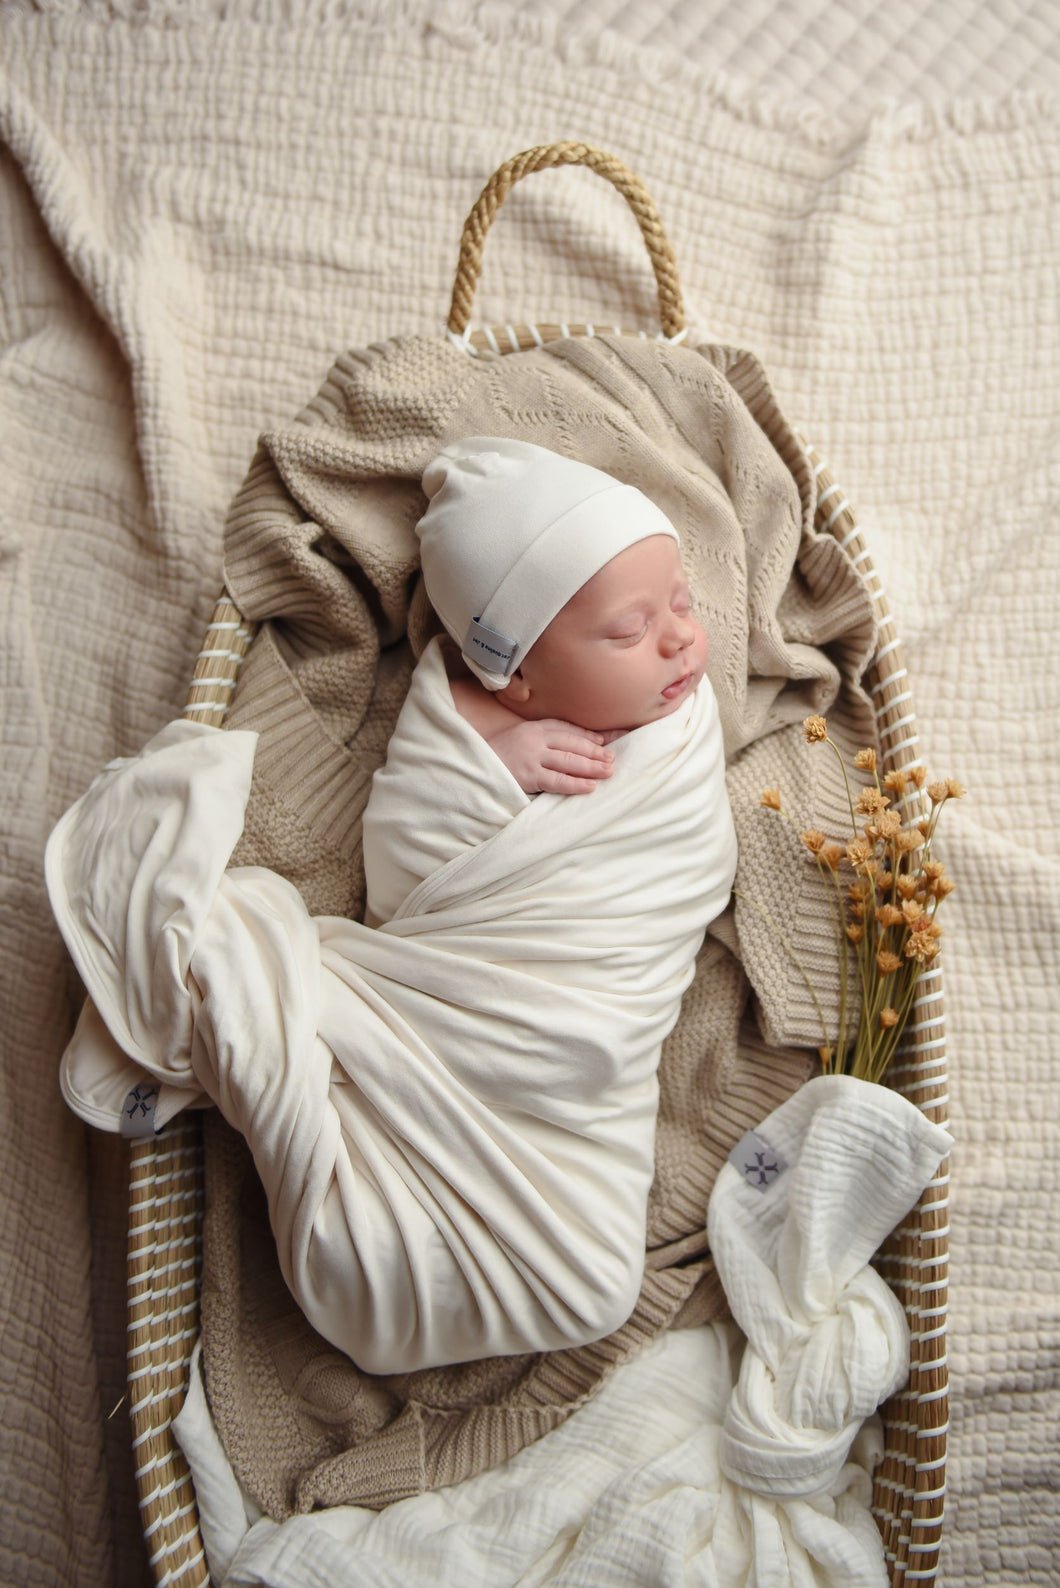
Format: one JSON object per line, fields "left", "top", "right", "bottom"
{"left": 120, "top": 1081, "right": 160, "bottom": 1138}
{"left": 464, "top": 616, "right": 517, "bottom": 675}
{"left": 729, "top": 1128, "right": 787, "bottom": 1191}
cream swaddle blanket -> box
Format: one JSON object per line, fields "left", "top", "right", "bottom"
{"left": 47, "top": 633, "right": 736, "bottom": 1374}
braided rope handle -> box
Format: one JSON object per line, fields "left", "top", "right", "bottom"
{"left": 447, "top": 142, "right": 686, "bottom": 340}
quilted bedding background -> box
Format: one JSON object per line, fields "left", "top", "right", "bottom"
{"left": 1, "top": 1, "right": 1057, "bottom": 1583}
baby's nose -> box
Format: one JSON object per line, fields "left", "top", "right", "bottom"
{"left": 662, "top": 614, "right": 695, "bottom": 653}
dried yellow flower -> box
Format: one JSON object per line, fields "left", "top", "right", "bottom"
{"left": 905, "top": 929, "right": 940, "bottom": 964}
{"left": 820, "top": 843, "right": 845, "bottom": 871}
{"left": 883, "top": 769, "right": 908, "bottom": 795}
{"left": 803, "top": 715, "right": 828, "bottom": 743}
{"left": 856, "top": 786, "right": 889, "bottom": 815}
{"left": 875, "top": 870, "right": 894, "bottom": 891}
{"left": 801, "top": 829, "right": 827, "bottom": 854}
{"left": 897, "top": 875, "right": 919, "bottom": 899}
{"left": 848, "top": 900, "right": 865, "bottom": 920}
{"left": 917, "top": 818, "right": 932, "bottom": 838}
{"left": 818, "top": 1046, "right": 833, "bottom": 1070}
{"left": 946, "top": 779, "right": 966, "bottom": 799}
{"left": 933, "top": 875, "right": 956, "bottom": 898}
{"left": 761, "top": 787, "right": 782, "bottom": 810}
{"left": 846, "top": 838, "right": 873, "bottom": 868}
{"left": 879, "top": 1006, "right": 900, "bottom": 1029}
{"left": 928, "top": 781, "right": 949, "bottom": 804}
{"left": 876, "top": 904, "right": 904, "bottom": 927}
{"left": 846, "top": 923, "right": 864, "bottom": 945}
{"left": 908, "top": 766, "right": 927, "bottom": 788}
{"left": 902, "top": 898, "right": 925, "bottom": 924}
{"left": 893, "top": 828, "right": 921, "bottom": 854}
{"left": 867, "top": 810, "right": 902, "bottom": 841}
{"left": 876, "top": 949, "right": 902, "bottom": 975}
{"left": 923, "top": 861, "right": 945, "bottom": 881}
{"left": 854, "top": 748, "right": 877, "bottom": 772}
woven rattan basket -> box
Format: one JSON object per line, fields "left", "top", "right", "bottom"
{"left": 126, "top": 144, "right": 950, "bottom": 1588}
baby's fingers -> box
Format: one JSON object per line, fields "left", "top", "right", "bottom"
{"left": 541, "top": 747, "right": 614, "bottom": 784}
{"left": 544, "top": 731, "right": 614, "bottom": 766}
{"left": 538, "top": 769, "right": 600, "bottom": 795}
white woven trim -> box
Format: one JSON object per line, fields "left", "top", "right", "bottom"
{"left": 873, "top": 633, "right": 903, "bottom": 666}
{"left": 445, "top": 325, "right": 476, "bottom": 356}
{"left": 148, "top": 1524, "right": 204, "bottom": 1571}
{"left": 129, "top": 1210, "right": 202, "bottom": 1238}
{"left": 132, "top": 1419, "right": 170, "bottom": 1453}
{"left": 128, "top": 1382, "right": 179, "bottom": 1418}
{"left": 882, "top": 731, "right": 922, "bottom": 759}
{"left": 127, "top": 1242, "right": 200, "bottom": 1271}
{"left": 129, "top": 1159, "right": 203, "bottom": 1190}
{"left": 142, "top": 1484, "right": 195, "bottom": 1536}
{"left": 157, "top": 1549, "right": 208, "bottom": 1588}
{"left": 875, "top": 686, "right": 914, "bottom": 713}
{"left": 906, "top": 1010, "right": 945, "bottom": 1032}
{"left": 445, "top": 321, "right": 682, "bottom": 356}
{"left": 914, "top": 1383, "right": 950, "bottom": 1404}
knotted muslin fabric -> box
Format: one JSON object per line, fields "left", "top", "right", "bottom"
{"left": 170, "top": 1077, "right": 951, "bottom": 1586}
{"left": 708, "top": 1074, "right": 952, "bottom": 1503}
{"left": 47, "top": 643, "right": 737, "bottom": 1375}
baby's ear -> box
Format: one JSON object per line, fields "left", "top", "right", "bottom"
{"left": 499, "top": 671, "right": 531, "bottom": 705}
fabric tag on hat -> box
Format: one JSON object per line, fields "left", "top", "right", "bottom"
{"left": 464, "top": 616, "right": 517, "bottom": 675}
{"left": 728, "top": 1128, "right": 788, "bottom": 1191}
{"left": 120, "top": 1080, "right": 161, "bottom": 1138}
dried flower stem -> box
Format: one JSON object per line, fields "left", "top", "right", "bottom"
{"left": 751, "top": 721, "right": 964, "bottom": 1084}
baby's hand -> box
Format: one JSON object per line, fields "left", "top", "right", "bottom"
{"left": 488, "top": 718, "right": 615, "bottom": 796}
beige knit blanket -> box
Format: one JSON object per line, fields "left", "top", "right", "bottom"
{"left": 176, "top": 332, "right": 873, "bottom": 1513}
{"left": 2, "top": 3, "right": 1057, "bottom": 1582}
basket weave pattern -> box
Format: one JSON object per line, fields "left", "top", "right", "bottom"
{"left": 125, "top": 445, "right": 948, "bottom": 1588}
{"left": 125, "top": 147, "right": 948, "bottom": 1588}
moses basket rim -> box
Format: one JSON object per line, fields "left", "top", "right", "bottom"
{"left": 125, "top": 421, "right": 950, "bottom": 1588}
{"left": 124, "top": 144, "right": 949, "bottom": 1588}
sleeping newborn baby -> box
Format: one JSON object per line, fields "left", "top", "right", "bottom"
{"left": 48, "top": 437, "right": 738, "bottom": 1375}
{"left": 364, "top": 437, "right": 718, "bottom": 925}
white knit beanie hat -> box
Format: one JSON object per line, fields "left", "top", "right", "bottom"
{"left": 417, "top": 436, "right": 679, "bottom": 690}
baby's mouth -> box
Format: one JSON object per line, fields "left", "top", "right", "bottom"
{"left": 661, "top": 672, "right": 693, "bottom": 700}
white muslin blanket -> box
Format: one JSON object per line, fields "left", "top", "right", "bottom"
{"left": 46, "top": 638, "right": 737, "bottom": 1374}
{"left": 172, "top": 1073, "right": 952, "bottom": 1588}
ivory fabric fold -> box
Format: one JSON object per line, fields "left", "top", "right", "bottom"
{"left": 170, "top": 1073, "right": 951, "bottom": 1588}
{"left": 48, "top": 637, "right": 737, "bottom": 1375}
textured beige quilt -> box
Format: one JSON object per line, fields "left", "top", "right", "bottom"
{"left": 1, "top": 3, "right": 1057, "bottom": 1584}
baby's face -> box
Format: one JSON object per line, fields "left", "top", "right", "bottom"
{"left": 505, "top": 535, "right": 708, "bottom": 732}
